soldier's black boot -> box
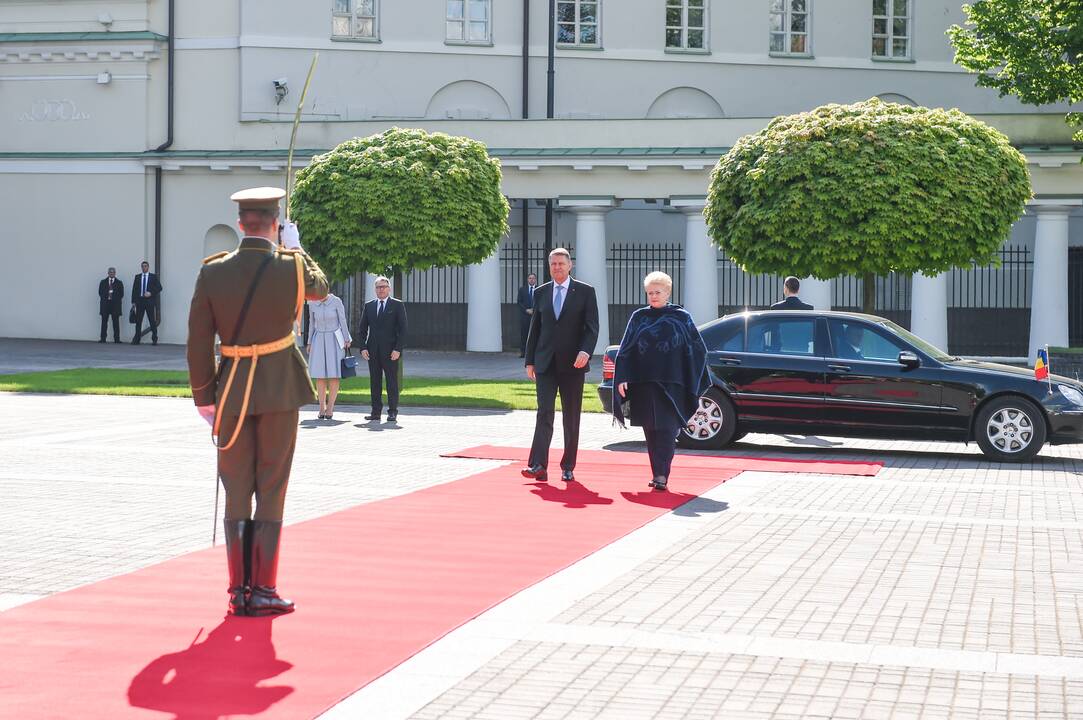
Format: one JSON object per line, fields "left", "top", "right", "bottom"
{"left": 247, "top": 520, "right": 295, "bottom": 616}
{"left": 223, "top": 519, "right": 250, "bottom": 616}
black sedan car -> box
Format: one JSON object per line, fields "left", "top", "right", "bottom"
{"left": 598, "top": 310, "right": 1083, "bottom": 462}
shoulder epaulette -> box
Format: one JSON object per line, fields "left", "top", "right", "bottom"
{"left": 277, "top": 248, "right": 303, "bottom": 255}
{"left": 201, "top": 251, "right": 230, "bottom": 264}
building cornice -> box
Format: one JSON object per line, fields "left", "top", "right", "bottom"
{"left": 0, "top": 145, "right": 1078, "bottom": 173}
{"left": 0, "top": 32, "right": 165, "bottom": 64}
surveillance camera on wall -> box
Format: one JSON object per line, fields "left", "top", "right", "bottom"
{"left": 273, "top": 78, "right": 288, "bottom": 105}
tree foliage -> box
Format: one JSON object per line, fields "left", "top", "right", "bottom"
{"left": 704, "top": 99, "right": 1032, "bottom": 282}
{"left": 291, "top": 127, "right": 510, "bottom": 281}
{"left": 948, "top": 0, "right": 1083, "bottom": 141}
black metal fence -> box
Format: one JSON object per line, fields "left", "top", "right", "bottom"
{"left": 347, "top": 243, "right": 1035, "bottom": 355}
{"left": 1072, "top": 248, "right": 1083, "bottom": 348}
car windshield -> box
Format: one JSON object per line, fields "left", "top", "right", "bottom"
{"left": 874, "top": 319, "right": 954, "bottom": 361}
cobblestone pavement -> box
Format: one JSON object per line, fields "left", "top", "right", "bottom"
{"left": 2, "top": 390, "right": 1083, "bottom": 718}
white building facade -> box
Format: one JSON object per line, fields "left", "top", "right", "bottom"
{"left": 2, "top": 0, "right": 1081, "bottom": 357}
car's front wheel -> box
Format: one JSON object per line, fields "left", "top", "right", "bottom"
{"left": 677, "top": 388, "right": 739, "bottom": 450}
{"left": 974, "top": 396, "right": 1046, "bottom": 462}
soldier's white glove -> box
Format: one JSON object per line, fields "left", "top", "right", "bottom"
{"left": 197, "top": 404, "right": 216, "bottom": 427}
{"left": 280, "top": 220, "right": 302, "bottom": 250}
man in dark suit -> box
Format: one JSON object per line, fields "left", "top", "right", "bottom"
{"left": 357, "top": 275, "right": 408, "bottom": 422}
{"left": 522, "top": 248, "right": 600, "bottom": 483}
{"left": 770, "top": 276, "right": 814, "bottom": 310}
{"left": 516, "top": 272, "right": 538, "bottom": 358}
{"left": 131, "top": 260, "right": 163, "bottom": 344}
{"left": 97, "top": 267, "right": 124, "bottom": 343}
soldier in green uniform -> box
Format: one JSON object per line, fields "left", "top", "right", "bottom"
{"left": 187, "top": 186, "right": 329, "bottom": 617}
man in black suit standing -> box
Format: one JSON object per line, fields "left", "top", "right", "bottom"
{"left": 131, "top": 260, "right": 163, "bottom": 344}
{"left": 357, "top": 275, "right": 408, "bottom": 422}
{"left": 770, "top": 276, "right": 814, "bottom": 310}
{"left": 516, "top": 272, "right": 538, "bottom": 358}
{"left": 522, "top": 248, "right": 600, "bottom": 483}
{"left": 97, "top": 267, "right": 124, "bottom": 343}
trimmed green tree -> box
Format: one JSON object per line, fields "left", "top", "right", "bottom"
{"left": 291, "top": 127, "right": 510, "bottom": 285}
{"left": 704, "top": 99, "right": 1032, "bottom": 313}
{"left": 949, "top": 0, "right": 1083, "bottom": 145}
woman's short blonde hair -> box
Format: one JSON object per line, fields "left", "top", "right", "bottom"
{"left": 643, "top": 271, "right": 673, "bottom": 291}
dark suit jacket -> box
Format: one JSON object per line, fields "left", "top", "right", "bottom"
{"left": 525, "top": 279, "right": 600, "bottom": 375}
{"left": 131, "top": 272, "right": 163, "bottom": 304}
{"left": 517, "top": 284, "right": 536, "bottom": 320}
{"left": 98, "top": 277, "right": 124, "bottom": 316}
{"left": 358, "top": 297, "right": 407, "bottom": 356}
{"left": 770, "top": 296, "right": 813, "bottom": 310}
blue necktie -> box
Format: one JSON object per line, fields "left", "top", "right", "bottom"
{"left": 553, "top": 284, "right": 564, "bottom": 319}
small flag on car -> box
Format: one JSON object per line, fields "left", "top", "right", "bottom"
{"left": 1034, "top": 348, "right": 1049, "bottom": 381}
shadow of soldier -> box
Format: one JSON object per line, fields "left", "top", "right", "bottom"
{"left": 528, "top": 480, "right": 615, "bottom": 509}
{"left": 127, "top": 615, "right": 293, "bottom": 720}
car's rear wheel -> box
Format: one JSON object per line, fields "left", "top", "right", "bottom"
{"left": 974, "top": 396, "right": 1046, "bottom": 462}
{"left": 677, "top": 388, "right": 739, "bottom": 450}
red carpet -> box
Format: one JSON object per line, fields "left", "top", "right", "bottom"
{"left": 0, "top": 447, "right": 876, "bottom": 719}
{"left": 445, "top": 444, "right": 882, "bottom": 476}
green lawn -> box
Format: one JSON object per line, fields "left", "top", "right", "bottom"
{"left": 0, "top": 368, "right": 605, "bottom": 413}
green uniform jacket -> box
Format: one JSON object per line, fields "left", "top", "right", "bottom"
{"left": 187, "top": 236, "right": 329, "bottom": 416}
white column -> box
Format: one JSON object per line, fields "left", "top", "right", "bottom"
{"left": 560, "top": 197, "right": 616, "bottom": 353}
{"left": 1029, "top": 200, "right": 1080, "bottom": 360}
{"left": 910, "top": 272, "right": 948, "bottom": 351}
{"left": 466, "top": 248, "right": 503, "bottom": 352}
{"left": 799, "top": 277, "right": 832, "bottom": 310}
{"left": 672, "top": 197, "right": 718, "bottom": 325}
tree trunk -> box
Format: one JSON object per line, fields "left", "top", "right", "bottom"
{"left": 862, "top": 273, "right": 876, "bottom": 315}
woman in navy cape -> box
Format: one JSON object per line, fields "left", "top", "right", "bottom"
{"left": 613, "top": 271, "right": 709, "bottom": 491}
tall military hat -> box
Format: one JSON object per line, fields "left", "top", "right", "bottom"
{"left": 230, "top": 186, "right": 286, "bottom": 211}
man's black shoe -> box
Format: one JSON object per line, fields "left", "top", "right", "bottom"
{"left": 131, "top": 339, "right": 140, "bottom": 345}
{"left": 152, "top": 339, "right": 158, "bottom": 345}
{"left": 521, "top": 464, "right": 547, "bottom": 481}
{"left": 364, "top": 413, "right": 381, "bottom": 421}
{"left": 561, "top": 470, "right": 575, "bottom": 483}
{"left": 386, "top": 413, "right": 397, "bottom": 422}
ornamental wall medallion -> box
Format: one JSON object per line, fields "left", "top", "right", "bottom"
{"left": 19, "top": 100, "right": 90, "bottom": 122}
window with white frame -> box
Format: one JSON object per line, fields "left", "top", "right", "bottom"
{"left": 332, "top": 0, "right": 377, "bottom": 40}
{"left": 447, "top": 0, "right": 491, "bottom": 44}
{"left": 769, "top": 0, "right": 810, "bottom": 55}
{"left": 556, "top": 0, "right": 600, "bottom": 47}
{"left": 872, "top": 0, "right": 910, "bottom": 59}
{"left": 666, "top": 0, "right": 707, "bottom": 51}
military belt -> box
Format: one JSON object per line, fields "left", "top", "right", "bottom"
{"left": 213, "top": 332, "right": 297, "bottom": 451}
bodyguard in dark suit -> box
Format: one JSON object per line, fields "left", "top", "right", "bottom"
{"left": 97, "top": 267, "right": 124, "bottom": 343}
{"left": 131, "top": 260, "right": 163, "bottom": 344}
{"left": 770, "top": 276, "right": 814, "bottom": 310}
{"left": 522, "top": 248, "right": 600, "bottom": 483}
{"left": 516, "top": 273, "right": 538, "bottom": 358}
{"left": 357, "top": 275, "right": 408, "bottom": 422}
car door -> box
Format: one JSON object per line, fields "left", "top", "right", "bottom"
{"left": 720, "top": 314, "right": 826, "bottom": 427}
{"left": 822, "top": 317, "right": 943, "bottom": 433}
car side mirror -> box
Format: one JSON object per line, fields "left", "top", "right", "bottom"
{"left": 898, "top": 350, "right": 920, "bottom": 369}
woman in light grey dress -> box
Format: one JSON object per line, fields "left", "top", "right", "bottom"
{"left": 305, "top": 293, "right": 351, "bottom": 420}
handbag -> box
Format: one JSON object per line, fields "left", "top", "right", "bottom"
{"left": 340, "top": 350, "right": 359, "bottom": 378}
{"left": 128, "top": 305, "right": 137, "bottom": 324}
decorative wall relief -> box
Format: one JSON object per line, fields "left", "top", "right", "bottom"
{"left": 19, "top": 100, "right": 90, "bottom": 122}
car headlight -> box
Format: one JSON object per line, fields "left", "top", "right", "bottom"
{"left": 1058, "top": 384, "right": 1083, "bottom": 407}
